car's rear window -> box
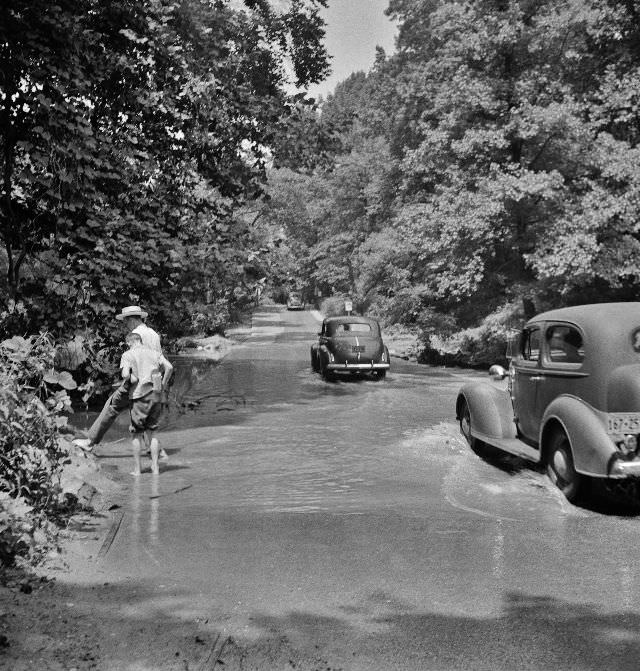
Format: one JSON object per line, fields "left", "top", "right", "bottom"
{"left": 335, "top": 323, "right": 372, "bottom": 333}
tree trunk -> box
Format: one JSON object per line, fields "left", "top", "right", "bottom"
{"left": 522, "top": 297, "right": 536, "bottom": 320}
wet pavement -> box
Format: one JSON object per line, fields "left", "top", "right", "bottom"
{"left": 64, "top": 307, "right": 640, "bottom": 670}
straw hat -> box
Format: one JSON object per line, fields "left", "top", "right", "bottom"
{"left": 115, "top": 305, "right": 148, "bottom": 321}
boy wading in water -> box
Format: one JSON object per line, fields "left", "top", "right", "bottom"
{"left": 121, "top": 332, "right": 173, "bottom": 476}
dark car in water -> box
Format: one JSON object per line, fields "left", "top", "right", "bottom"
{"left": 286, "top": 292, "right": 305, "bottom": 311}
{"left": 311, "top": 316, "right": 390, "bottom": 380}
{"left": 456, "top": 303, "right": 640, "bottom": 502}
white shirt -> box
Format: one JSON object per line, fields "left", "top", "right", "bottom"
{"left": 120, "top": 345, "right": 171, "bottom": 399}
{"left": 132, "top": 323, "right": 162, "bottom": 353}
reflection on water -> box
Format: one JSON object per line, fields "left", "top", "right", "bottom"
{"left": 492, "top": 519, "right": 505, "bottom": 582}
{"left": 150, "top": 477, "right": 159, "bottom": 548}
{"left": 129, "top": 477, "right": 161, "bottom": 567}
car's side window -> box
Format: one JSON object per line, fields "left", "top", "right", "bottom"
{"left": 545, "top": 324, "right": 584, "bottom": 364}
{"left": 521, "top": 327, "right": 541, "bottom": 362}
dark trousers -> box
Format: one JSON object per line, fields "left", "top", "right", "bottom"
{"left": 87, "top": 382, "right": 130, "bottom": 444}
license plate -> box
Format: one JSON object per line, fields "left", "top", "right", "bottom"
{"left": 607, "top": 413, "right": 640, "bottom": 434}
{"left": 352, "top": 345, "right": 365, "bottom": 353}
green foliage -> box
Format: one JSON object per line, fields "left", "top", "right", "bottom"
{"left": 319, "top": 295, "right": 354, "bottom": 317}
{"left": 0, "top": 334, "right": 72, "bottom": 505}
{"left": 0, "top": 492, "right": 58, "bottom": 568}
{"left": 0, "top": 301, "right": 30, "bottom": 340}
{"left": 0, "top": 493, "right": 38, "bottom": 567}
{"left": 55, "top": 333, "right": 120, "bottom": 406}
{"left": 420, "top": 302, "right": 524, "bottom": 368}
{"left": 190, "top": 299, "right": 231, "bottom": 337}
{"left": 0, "top": 331, "right": 78, "bottom": 566}
{"left": 259, "top": 0, "right": 640, "bottom": 351}
{"left": 0, "top": 0, "right": 330, "bottom": 344}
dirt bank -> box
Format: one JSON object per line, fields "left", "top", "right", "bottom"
{"left": 0, "top": 439, "right": 124, "bottom": 670}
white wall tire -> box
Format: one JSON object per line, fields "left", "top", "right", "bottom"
{"left": 546, "top": 430, "right": 583, "bottom": 503}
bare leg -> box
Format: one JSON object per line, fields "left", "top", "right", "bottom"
{"left": 148, "top": 432, "right": 159, "bottom": 475}
{"left": 131, "top": 436, "right": 143, "bottom": 476}
{"left": 146, "top": 435, "right": 168, "bottom": 460}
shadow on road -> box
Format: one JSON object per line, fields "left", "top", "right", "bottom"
{"left": 11, "top": 581, "right": 640, "bottom": 671}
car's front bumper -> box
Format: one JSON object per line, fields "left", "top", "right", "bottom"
{"left": 326, "top": 362, "right": 390, "bottom": 372}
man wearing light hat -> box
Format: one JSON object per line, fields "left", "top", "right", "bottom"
{"left": 117, "top": 305, "right": 161, "bottom": 352}
{"left": 74, "top": 306, "right": 167, "bottom": 457}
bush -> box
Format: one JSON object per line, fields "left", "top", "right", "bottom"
{"left": 0, "top": 300, "right": 30, "bottom": 340}
{"left": 419, "top": 302, "right": 524, "bottom": 368}
{"left": 0, "top": 493, "right": 58, "bottom": 567}
{"left": 271, "top": 285, "right": 289, "bottom": 304}
{"left": 320, "top": 295, "right": 355, "bottom": 317}
{"left": 366, "top": 287, "right": 426, "bottom": 327}
{"left": 0, "top": 333, "right": 77, "bottom": 566}
{"left": 190, "top": 299, "right": 231, "bottom": 336}
{"left": 55, "top": 333, "right": 121, "bottom": 408}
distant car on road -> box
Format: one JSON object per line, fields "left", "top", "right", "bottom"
{"left": 456, "top": 303, "right": 640, "bottom": 502}
{"left": 311, "top": 316, "right": 390, "bottom": 380}
{"left": 286, "top": 292, "right": 305, "bottom": 311}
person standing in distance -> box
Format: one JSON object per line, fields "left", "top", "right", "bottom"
{"left": 74, "top": 305, "right": 169, "bottom": 459}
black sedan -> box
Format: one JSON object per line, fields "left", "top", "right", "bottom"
{"left": 311, "top": 316, "right": 390, "bottom": 380}
{"left": 286, "top": 292, "right": 305, "bottom": 310}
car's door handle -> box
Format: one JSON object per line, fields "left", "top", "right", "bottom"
{"left": 530, "top": 376, "right": 545, "bottom": 381}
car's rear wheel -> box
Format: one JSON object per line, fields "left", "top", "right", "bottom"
{"left": 374, "top": 369, "right": 386, "bottom": 380}
{"left": 458, "top": 398, "right": 489, "bottom": 456}
{"left": 321, "top": 366, "right": 335, "bottom": 382}
{"left": 319, "top": 354, "right": 334, "bottom": 382}
{"left": 310, "top": 347, "right": 320, "bottom": 373}
{"left": 546, "top": 430, "right": 583, "bottom": 503}
{"left": 458, "top": 398, "right": 478, "bottom": 450}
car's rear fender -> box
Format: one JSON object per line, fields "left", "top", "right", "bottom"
{"left": 317, "top": 344, "right": 333, "bottom": 362}
{"left": 456, "top": 383, "right": 517, "bottom": 441}
{"left": 540, "top": 396, "right": 616, "bottom": 477}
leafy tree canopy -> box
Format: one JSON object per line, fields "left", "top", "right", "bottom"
{"left": 0, "top": 0, "right": 330, "bottom": 340}
{"left": 261, "top": 0, "right": 640, "bottom": 340}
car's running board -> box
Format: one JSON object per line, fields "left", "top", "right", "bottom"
{"left": 474, "top": 434, "right": 541, "bottom": 463}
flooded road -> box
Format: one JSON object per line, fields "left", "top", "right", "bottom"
{"left": 66, "top": 307, "right": 640, "bottom": 670}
